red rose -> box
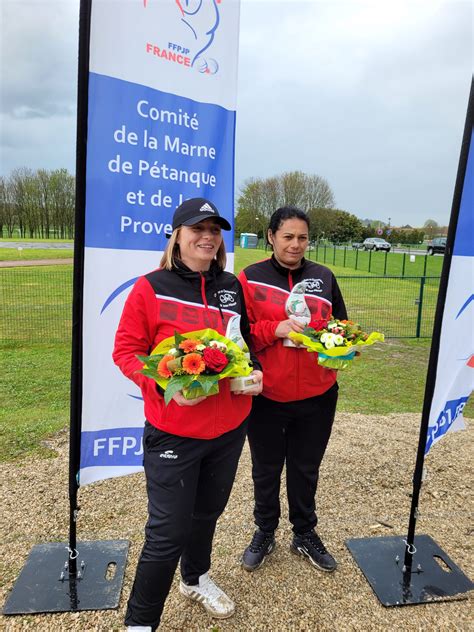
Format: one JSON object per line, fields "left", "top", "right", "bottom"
{"left": 309, "top": 318, "right": 329, "bottom": 332}
{"left": 203, "top": 347, "right": 229, "bottom": 372}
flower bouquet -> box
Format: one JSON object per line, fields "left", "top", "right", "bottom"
{"left": 137, "top": 328, "right": 253, "bottom": 404}
{"left": 288, "top": 317, "right": 384, "bottom": 370}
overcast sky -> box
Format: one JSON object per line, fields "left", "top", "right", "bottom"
{"left": 1, "top": 0, "right": 472, "bottom": 227}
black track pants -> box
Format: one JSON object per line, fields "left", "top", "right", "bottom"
{"left": 125, "top": 420, "right": 247, "bottom": 630}
{"left": 247, "top": 384, "right": 338, "bottom": 534}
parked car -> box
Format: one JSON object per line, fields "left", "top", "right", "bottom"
{"left": 363, "top": 237, "right": 391, "bottom": 252}
{"left": 427, "top": 237, "right": 446, "bottom": 255}
{"left": 352, "top": 242, "right": 364, "bottom": 249}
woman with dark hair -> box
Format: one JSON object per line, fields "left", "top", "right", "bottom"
{"left": 113, "top": 197, "right": 263, "bottom": 631}
{"left": 238, "top": 206, "right": 347, "bottom": 573}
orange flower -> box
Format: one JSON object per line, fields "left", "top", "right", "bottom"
{"left": 179, "top": 338, "right": 200, "bottom": 353}
{"left": 157, "top": 354, "right": 174, "bottom": 378}
{"left": 182, "top": 352, "right": 205, "bottom": 375}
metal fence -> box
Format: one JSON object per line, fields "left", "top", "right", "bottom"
{"left": 306, "top": 244, "right": 443, "bottom": 277}
{"left": 1, "top": 266, "right": 73, "bottom": 346}
{"left": 0, "top": 265, "right": 440, "bottom": 345}
{"left": 337, "top": 275, "right": 440, "bottom": 339}
{"left": 235, "top": 242, "right": 442, "bottom": 278}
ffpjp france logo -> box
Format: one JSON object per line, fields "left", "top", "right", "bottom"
{"left": 143, "top": 0, "right": 222, "bottom": 75}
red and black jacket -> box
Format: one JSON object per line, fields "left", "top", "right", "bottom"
{"left": 239, "top": 256, "right": 347, "bottom": 402}
{"left": 113, "top": 260, "right": 260, "bottom": 439}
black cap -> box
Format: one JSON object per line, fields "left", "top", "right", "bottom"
{"left": 167, "top": 198, "right": 232, "bottom": 237}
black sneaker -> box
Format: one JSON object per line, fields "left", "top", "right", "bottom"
{"left": 241, "top": 529, "right": 276, "bottom": 571}
{"left": 290, "top": 530, "right": 337, "bottom": 572}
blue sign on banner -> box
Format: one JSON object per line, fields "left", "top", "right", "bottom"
{"left": 85, "top": 73, "right": 236, "bottom": 252}
{"left": 81, "top": 427, "right": 144, "bottom": 468}
{"left": 426, "top": 122, "right": 474, "bottom": 453}
{"left": 453, "top": 130, "right": 474, "bottom": 258}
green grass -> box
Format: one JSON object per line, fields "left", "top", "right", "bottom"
{"left": 234, "top": 246, "right": 355, "bottom": 277}
{"left": 234, "top": 246, "right": 443, "bottom": 277}
{"left": 0, "top": 248, "right": 73, "bottom": 261}
{"left": 307, "top": 245, "right": 443, "bottom": 277}
{"left": 234, "top": 246, "right": 272, "bottom": 272}
{"left": 0, "top": 249, "right": 469, "bottom": 463}
{"left": 0, "top": 266, "right": 72, "bottom": 345}
{"left": 234, "top": 248, "right": 439, "bottom": 338}
{"left": 338, "top": 338, "right": 429, "bottom": 413}
{"left": 0, "top": 343, "right": 71, "bottom": 461}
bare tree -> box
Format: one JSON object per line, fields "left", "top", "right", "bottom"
{"left": 9, "top": 168, "right": 41, "bottom": 238}
{"left": 37, "top": 169, "right": 52, "bottom": 238}
{"left": 3, "top": 167, "right": 76, "bottom": 238}
{"left": 423, "top": 218, "right": 439, "bottom": 240}
{"left": 236, "top": 171, "right": 336, "bottom": 235}
{"left": 304, "top": 174, "right": 335, "bottom": 209}
{"left": 281, "top": 171, "right": 307, "bottom": 207}
{"left": 1, "top": 178, "right": 17, "bottom": 237}
{"left": 50, "top": 168, "right": 75, "bottom": 238}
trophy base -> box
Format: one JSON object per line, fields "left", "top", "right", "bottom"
{"left": 229, "top": 376, "right": 255, "bottom": 392}
{"left": 283, "top": 339, "right": 302, "bottom": 347}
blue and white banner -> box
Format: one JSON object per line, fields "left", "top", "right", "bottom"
{"left": 79, "top": 0, "right": 240, "bottom": 484}
{"left": 425, "top": 124, "right": 474, "bottom": 454}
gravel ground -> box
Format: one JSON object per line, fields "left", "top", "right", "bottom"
{"left": 1, "top": 412, "right": 472, "bottom": 631}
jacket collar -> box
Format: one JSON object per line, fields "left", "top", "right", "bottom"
{"left": 172, "top": 258, "right": 222, "bottom": 281}
{"left": 270, "top": 254, "right": 306, "bottom": 281}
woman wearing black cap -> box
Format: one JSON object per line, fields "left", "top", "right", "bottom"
{"left": 113, "top": 198, "right": 263, "bottom": 631}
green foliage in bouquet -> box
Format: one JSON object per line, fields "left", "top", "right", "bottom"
{"left": 137, "top": 329, "right": 252, "bottom": 404}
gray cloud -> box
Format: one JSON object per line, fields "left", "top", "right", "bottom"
{"left": 235, "top": 1, "right": 472, "bottom": 225}
{"left": 1, "top": 1, "right": 78, "bottom": 117}
{"left": 0, "top": 0, "right": 472, "bottom": 226}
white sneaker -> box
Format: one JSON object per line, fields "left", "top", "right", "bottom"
{"left": 127, "top": 627, "right": 152, "bottom": 631}
{"left": 179, "top": 572, "right": 235, "bottom": 619}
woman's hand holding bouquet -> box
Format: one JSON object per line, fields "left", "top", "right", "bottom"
{"left": 288, "top": 316, "right": 384, "bottom": 370}
{"left": 137, "top": 328, "right": 254, "bottom": 404}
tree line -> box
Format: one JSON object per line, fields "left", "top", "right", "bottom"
{"left": 0, "top": 167, "right": 438, "bottom": 244}
{"left": 0, "top": 168, "right": 75, "bottom": 239}
{"left": 236, "top": 171, "right": 428, "bottom": 245}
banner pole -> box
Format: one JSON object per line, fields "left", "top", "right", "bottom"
{"left": 403, "top": 77, "right": 473, "bottom": 571}
{"left": 346, "top": 79, "right": 473, "bottom": 606}
{"left": 67, "top": 0, "right": 92, "bottom": 577}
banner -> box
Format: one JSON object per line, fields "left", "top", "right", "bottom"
{"left": 425, "top": 94, "right": 473, "bottom": 453}
{"left": 79, "top": 0, "right": 240, "bottom": 484}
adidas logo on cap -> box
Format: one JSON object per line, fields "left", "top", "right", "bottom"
{"left": 199, "top": 203, "right": 215, "bottom": 213}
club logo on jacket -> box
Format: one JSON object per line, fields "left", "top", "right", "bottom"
{"left": 217, "top": 289, "right": 237, "bottom": 308}
{"left": 304, "top": 278, "right": 324, "bottom": 293}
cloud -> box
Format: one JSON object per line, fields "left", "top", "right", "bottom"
{"left": 1, "top": 0, "right": 79, "bottom": 118}
{"left": 0, "top": 0, "right": 471, "bottom": 226}
{"left": 235, "top": 0, "right": 472, "bottom": 224}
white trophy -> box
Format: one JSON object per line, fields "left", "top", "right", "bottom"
{"left": 225, "top": 315, "right": 255, "bottom": 393}
{"left": 283, "top": 281, "right": 311, "bottom": 347}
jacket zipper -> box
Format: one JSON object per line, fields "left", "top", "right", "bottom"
{"left": 287, "top": 270, "right": 299, "bottom": 395}
{"left": 200, "top": 272, "right": 209, "bottom": 310}
{"left": 200, "top": 272, "right": 217, "bottom": 435}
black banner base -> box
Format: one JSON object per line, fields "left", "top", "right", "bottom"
{"left": 346, "top": 534, "right": 473, "bottom": 607}
{"left": 3, "top": 540, "right": 129, "bottom": 615}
